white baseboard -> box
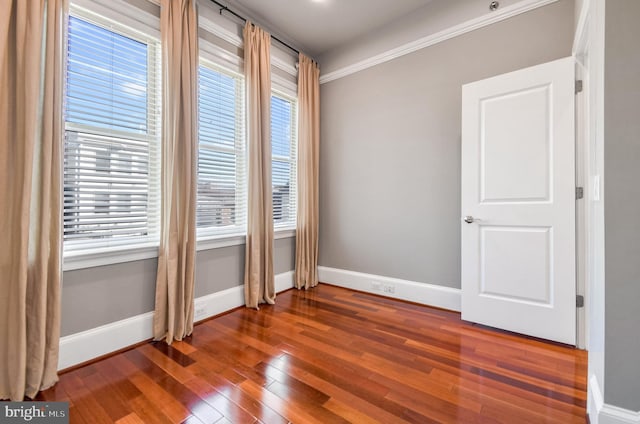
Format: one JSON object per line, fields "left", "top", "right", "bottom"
{"left": 58, "top": 271, "right": 295, "bottom": 371}
{"left": 193, "top": 285, "right": 244, "bottom": 322}
{"left": 275, "top": 270, "right": 295, "bottom": 293}
{"left": 318, "top": 266, "right": 461, "bottom": 312}
{"left": 58, "top": 311, "right": 154, "bottom": 371}
{"left": 590, "top": 374, "right": 605, "bottom": 424}
{"left": 589, "top": 374, "right": 640, "bottom": 424}
{"left": 600, "top": 406, "right": 640, "bottom": 424}
{"left": 193, "top": 270, "right": 294, "bottom": 321}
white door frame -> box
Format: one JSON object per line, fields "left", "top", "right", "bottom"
{"left": 575, "top": 56, "right": 589, "bottom": 351}
{"left": 573, "top": 0, "right": 608, "bottom": 421}
{"left": 573, "top": 0, "right": 592, "bottom": 352}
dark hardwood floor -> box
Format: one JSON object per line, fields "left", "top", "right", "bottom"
{"left": 37, "top": 284, "right": 588, "bottom": 423}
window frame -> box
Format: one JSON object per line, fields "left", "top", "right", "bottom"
{"left": 271, "top": 89, "right": 298, "bottom": 231}
{"left": 63, "top": 4, "right": 162, "bottom": 270}
{"left": 196, "top": 58, "right": 247, "bottom": 244}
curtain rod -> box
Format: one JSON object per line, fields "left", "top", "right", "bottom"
{"left": 210, "top": 0, "right": 300, "bottom": 56}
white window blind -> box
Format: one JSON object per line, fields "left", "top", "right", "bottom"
{"left": 271, "top": 93, "right": 297, "bottom": 229}
{"left": 197, "top": 60, "right": 246, "bottom": 237}
{"left": 63, "top": 10, "right": 161, "bottom": 252}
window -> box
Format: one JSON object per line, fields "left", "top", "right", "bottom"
{"left": 63, "top": 11, "right": 161, "bottom": 253}
{"left": 197, "top": 61, "right": 246, "bottom": 238}
{"left": 271, "top": 93, "right": 297, "bottom": 229}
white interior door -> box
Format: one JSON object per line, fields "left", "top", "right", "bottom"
{"left": 461, "top": 57, "right": 576, "bottom": 345}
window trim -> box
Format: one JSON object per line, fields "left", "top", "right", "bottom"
{"left": 63, "top": 243, "right": 159, "bottom": 271}
{"left": 196, "top": 58, "right": 247, "bottom": 241}
{"left": 70, "top": 0, "right": 160, "bottom": 39}
{"left": 63, "top": 230, "right": 296, "bottom": 271}
{"left": 271, "top": 89, "right": 298, "bottom": 231}
{"left": 63, "top": 5, "right": 162, "bottom": 262}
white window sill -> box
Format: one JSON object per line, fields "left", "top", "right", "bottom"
{"left": 63, "top": 243, "right": 159, "bottom": 272}
{"left": 63, "top": 228, "right": 297, "bottom": 271}
{"left": 274, "top": 228, "right": 296, "bottom": 239}
{"left": 197, "top": 234, "right": 246, "bottom": 251}
{"left": 197, "top": 228, "right": 296, "bottom": 251}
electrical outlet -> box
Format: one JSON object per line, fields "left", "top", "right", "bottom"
{"left": 195, "top": 307, "right": 207, "bottom": 320}
{"left": 371, "top": 281, "right": 382, "bottom": 291}
{"left": 382, "top": 284, "right": 395, "bottom": 294}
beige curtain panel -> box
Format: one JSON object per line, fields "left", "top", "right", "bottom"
{"left": 294, "top": 54, "right": 320, "bottom": 291}
{"left": 0, "top": 0, "right": 66, "bottom": 400}
{"left": 154, "top": 0, "right": 199, "bottom": 344}
{"left": 243, "top": 22, "right": 275, "bottom": 309}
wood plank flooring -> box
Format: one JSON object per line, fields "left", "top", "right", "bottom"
{"left": 37, "top": 284, "right": 588, "bottom": 423}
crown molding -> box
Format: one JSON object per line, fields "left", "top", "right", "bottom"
{"left": 319, "top": 0, "right": 560, "bottom": 85}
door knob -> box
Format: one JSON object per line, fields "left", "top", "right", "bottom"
{"left": 463, "top": 216, "right": 475, "bottom": 224}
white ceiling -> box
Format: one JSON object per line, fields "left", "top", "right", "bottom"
{"left": 225, "top": 0, "right": 434, "bottom": 58}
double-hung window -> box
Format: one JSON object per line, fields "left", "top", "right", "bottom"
{"left": 197, "top": 60, "right": 246, "bottom": 238}
{"left": 271, "top": 92, "right": 298, "bottom": 229}
{"left": 63, "top": 9, "right": 161, "bottom": 254}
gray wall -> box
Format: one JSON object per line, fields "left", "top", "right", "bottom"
{"left": 318, "top": 0, "right": 574, "bottom": 288}
{"left": 61, "top": 238, "right": 295, "bottom": 336}
{"left": 604, "top": 0, "right": 640, "bottom": 411}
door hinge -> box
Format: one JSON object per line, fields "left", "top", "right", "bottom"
{"left": 576, "top": 187, "right": 584, "bottom": 199}
{"left": 576, "top": 295, "right": 585, "bottom": 308}
{"left": 575, "top": 80, "right": 584, "bottom": 94}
